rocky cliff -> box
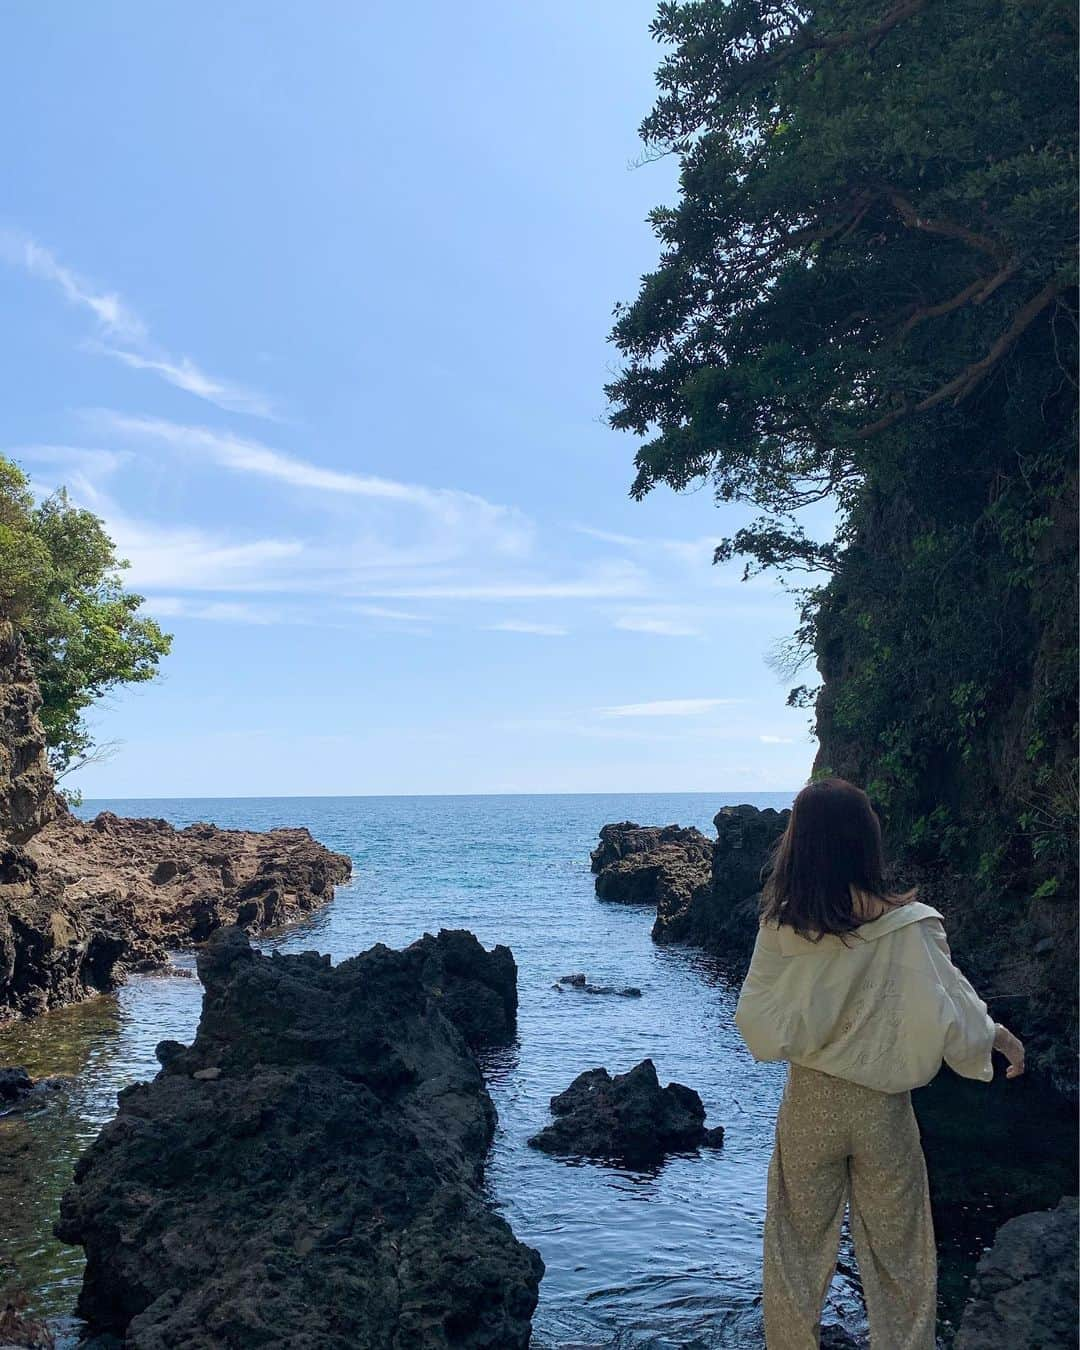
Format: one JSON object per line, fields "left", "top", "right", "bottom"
{"left": 0, "top": 625, "right": 351, "bottom": 1021}
{"left": 0, "top": 622, "right": 56, "bottom": 845}
{"left": 811, "top": 476, "right": 1078, "bottom": 1097}
{"left": 0, "top": 621, "right": 124, "bottom": 1018}
{"left": 592, "top": 808, "right": 790, "bottom": 964}
{"left": 56, "top": 925, "right": 543, "bottom": 1349}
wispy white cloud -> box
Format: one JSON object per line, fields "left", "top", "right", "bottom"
{"left": 1, "top": 231, "right": 274, "bottom": 417}
{"left": 354, "top": 605, "right": 432, "bottom": 623}
{"left": 94, "top": 348, "right": 275, "bottom": 418}
{"left": 16, "top": 438, "right": 634, "bottom": 610}
{"left": 488, "top": 620, "right": 569, "bottom": 636}
{"left": 116, "top": 523, "right": 303, "bottom": 591}
{"left": 361, "top": 561, "right": 646, "bottom": 601}
{"left": 614, "top": 614, "right": 703, "bottom": 638}
{"left": 1, "top": 232, "right": 146, "bottom": 342}
{"left": 760, "top": 733, "right": 796, "bottom": 744}
{"left": 143, "top": 596, "right": 278, "bottom": 624}
{"left": 575, "top": 524, "right": 717, "bottom": 569}
{"left": 92, "top": 412, "right": 533, "bottom": 556}
{"left": 600, "top": 697, "right": 740, "bottom": 718}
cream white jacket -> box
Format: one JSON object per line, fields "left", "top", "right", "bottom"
{"left": 734, "top": 901, "right": 996, "bottom": 1094}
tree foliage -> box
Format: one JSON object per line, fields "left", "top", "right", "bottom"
{"left": 608, "top": 0, "right": 1077, "bottom": 863}
{"left": 0, "top": 456, "right": 172, "bottom": 777}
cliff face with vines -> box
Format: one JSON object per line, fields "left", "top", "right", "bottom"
{"left": 811, "top": 387, "right": 1078, "bottom": 1093}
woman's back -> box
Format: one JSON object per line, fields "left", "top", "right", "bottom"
{"left": 735, "top": 900, "right": 996, "bottom": 1094}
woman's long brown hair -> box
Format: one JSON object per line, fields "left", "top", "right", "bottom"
{"left": 760, "top": 777, "right": 908, "bottom": 940}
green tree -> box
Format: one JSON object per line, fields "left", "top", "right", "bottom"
{"left": 608, "top": 0, "right": 1077, "bottom": 849}
{"left": 0, "top": 456, "right": 172, "bottom": 778}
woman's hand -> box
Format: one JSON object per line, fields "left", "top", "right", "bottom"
{"left": 993, "top": 1022, "right": 1025, "bottom": 1079}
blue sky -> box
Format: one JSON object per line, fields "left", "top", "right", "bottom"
{"left": 2, "top": 2, "right": 819, "bottom": 797}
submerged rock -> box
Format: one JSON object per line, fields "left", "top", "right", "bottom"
{"left": 954, "top": 1195, "right": 1079, "bottom": 1349}
{"left": 0, "top": 1065, "right": 68, "bottom": 1113}
{"left": 528, "top": 1058, "right": 724, "bottom": 1165}
{"left": 554, "top": 974, "right": 642, "bottom": 998}
{"left": 56, "top": 926, "right": 542, "bottom": 1348}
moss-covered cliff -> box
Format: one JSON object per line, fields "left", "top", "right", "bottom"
{"left": 812, "top": 382, "right": 1077, "bottom": 1092}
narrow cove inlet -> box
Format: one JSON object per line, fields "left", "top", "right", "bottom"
{"left": 0, "top": 793, "right": 1074, "bottom": 1348}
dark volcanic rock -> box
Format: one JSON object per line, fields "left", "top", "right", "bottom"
{"left": 590, "top": 807, "right": 789, "bottom": 965}
{"left": 407, "top": 927, "right": 518, "bottom": 1048}
{"left": 592, "top": 824, "right": 713, "bottom": 909}
{"left": 591, "top": 822, "right": 712, "bottom": 874}
{"left": 528, "top": 1058, "right": 724, "bottom": 1165}
{"left": 554, "top": 974, "right": 641, "bottom": 997}
{"left": 56, "top": 926, "right": 543, "bottom": 1349}
{"left": 819, "top": 1327, "right": 861, "bottom": 1349}
{"left": 0, "top": 1065, "right": 33, "bottom": 1102}
{"left": 0, "top": 1064, "right": 69, "bottom": 1114}
{"left": 954, "top": 1195, "right": 1079, "bottom": 1349}
{"left": 652, "top": 805, "right": 790, "bottom": 961}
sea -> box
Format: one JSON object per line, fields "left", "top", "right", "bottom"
{"left": 0, "top": 793, "right": 1074, "bottom": 1348}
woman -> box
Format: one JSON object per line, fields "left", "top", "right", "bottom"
{"left": 735, "top": 777, "right": 1025, "bottom": 1350}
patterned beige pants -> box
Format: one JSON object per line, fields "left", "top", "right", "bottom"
{"left": 763, "top": 1064, "right": 937, "bottom": 1349}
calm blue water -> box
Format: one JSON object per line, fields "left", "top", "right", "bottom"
{"left": 2, "top": 792, "right": 1068, "bottom": 1347}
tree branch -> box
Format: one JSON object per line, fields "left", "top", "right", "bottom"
{"left": 857, "top": 276, "right": 1068, "bottom": 435}
{"left": 728, "top": 0, "right": 930, "bottom": 92}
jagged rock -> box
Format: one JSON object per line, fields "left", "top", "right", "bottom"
{"left": 652, "top": 805, "right": 790, "bottom": 960}
{"left": 407, "top": 928, "right": 517, "bottom": 1049}
{"left": 0, "top": 840, "right": 131, "bottom": 1020}
{"left": 819, "top": 1326, "right": 861, "bottom": 1348}
{"left": 56, "top": 926, "right": 543, "bottom": 1349}
{"left": 593, "top": 824, "right": 713, "bottom": 909}
{"left": 0, "top": 625, "right": 120, "bottom": 1019}
{"left": 0, "top": 1065, "right": 33, "bottom": 1102}
{"left": 528, "top": 1058, "right": 724, "bottom": 1165}
{"left": 590, "top": 809, "right": 789, "bottom": 964}
{"left": 30, "top": 809, "right": 351, "bottom": 952}
{"left": 954, "top": 1195, "right": 1079, "bottom": 1349}
{"left": 592, "top": 822, "right": 712, "bottom": 874}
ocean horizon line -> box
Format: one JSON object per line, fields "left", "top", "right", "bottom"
{"left": 77, "top": 788, "right": 799, "bottom": 803}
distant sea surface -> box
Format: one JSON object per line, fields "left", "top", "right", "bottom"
{"left": 0, "top": 793, "right": 1074, "bottom": 1348}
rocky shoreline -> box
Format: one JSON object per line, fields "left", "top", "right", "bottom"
{"left": 0, "top": 623, "right": 351, "bottom": 1023}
